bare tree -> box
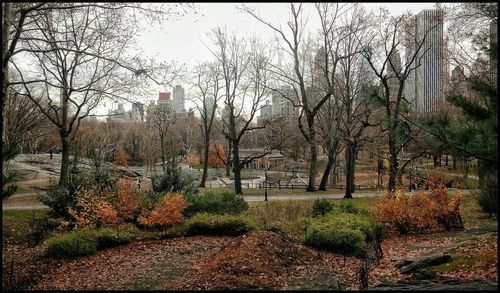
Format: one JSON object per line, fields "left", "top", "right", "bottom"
{"left": 147, "top": 103, "right": 176, "bottom": 170}
{"left": 5, "top": 87, "right": 52, "bottom": 155}
{"left": 209, "top": 27, "right": 272, "bottom": 194}
{"left": 123, "top": 122, "right": 146, "bottom": 165}
{"left": 359, "top": 9, "right": 437, "bottom": 192}
{"left": 140, "top": 118, "right": 159, "bottom": 173}
{"left": 174, "top": 114, "right": 200, "bottom": 162}
{"left": 243, "top": 3, "right": 350, "bottom": 191}
{"left": 329, "top": 5, "right": 379, "bottom": 197}
{"left": 3, "top": 3, "right": 191, "bottom": 185}
{"left": 317, "top": 97, "right": 344, "bottom": 191}
{"left": 444, "top": 3, "right": 497, "bottom": 85}
{"left": 191, "top": 62, "right": 224, "bottom": 187}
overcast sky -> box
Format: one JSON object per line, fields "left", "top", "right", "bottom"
{"left": 138, "top": 3, "right": 437, "bottom": 67}
{"left": 102, "top": 2, "right": 438, "bottom": 114}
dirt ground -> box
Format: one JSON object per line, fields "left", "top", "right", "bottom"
{"left": 2, "top": 226, "right": 495, "bottom": 291}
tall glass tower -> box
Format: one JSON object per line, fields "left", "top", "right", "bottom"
{"left": 405, "top": 9, "right": 444, "bottom": 113}
{"left": 172, "top": 85, "right": 185, "bottom": 113}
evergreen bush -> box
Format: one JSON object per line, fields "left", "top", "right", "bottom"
{"left": 151, "top": 164, "right": 198, "bottom": 195}
{"left": 311, "top": 198, "right": 334, "bottom": 217}
{"left": 184, "top": 213, "right": 257, "bottom": 236}
{"left": 183, "top": 191, "right": 248, "bottom": 217}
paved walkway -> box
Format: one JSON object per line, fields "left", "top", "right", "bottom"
{"left": 3, "top": 188, "right": 472, "bottom": 210}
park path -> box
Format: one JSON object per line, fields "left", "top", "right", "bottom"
{"left": 3, "top": 189, "right": 471, "bottom": 210}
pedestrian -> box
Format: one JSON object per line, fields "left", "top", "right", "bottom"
{"left": 49, "top": 148, "right": 53, "bottom": 159}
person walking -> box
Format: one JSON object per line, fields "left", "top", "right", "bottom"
{"left": 49, "top": 147, "right": 53, "bottom": 159}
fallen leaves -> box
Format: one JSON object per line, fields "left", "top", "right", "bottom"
{"left": 2, "top": 225, "right": 497, "bottom": 290}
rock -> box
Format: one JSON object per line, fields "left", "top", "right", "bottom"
{"left": 398, "top": 254, "right": 452, "bottom": 274}
{"left": 369, "top": 280, "right": 498, "bottom": 290}
{"left": 394, "top": 259, "right": 413, "bottom": 269}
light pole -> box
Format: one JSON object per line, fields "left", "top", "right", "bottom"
{"left": 264, "top": 168, "right": 269, "bottom": 201}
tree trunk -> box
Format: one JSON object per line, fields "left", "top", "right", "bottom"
{"left": 318, "top": 153, "right": 334, "bottom": 191}
{"left": 2, "top": 3, "right": 11, "bottom": 152}
{"left": 199, "top": 136, "right": 210, "bottom": 187}
{"left": 170, "top": 140, "right": 175, "bottom": 169}
{"left": 344, "top": 141, "right": 356, "bottom": 198}
{"left": 445, "top": 154, "right": 448, "bottom": 166}
{"left": 377, "top": 158, "right": 384, "bottom": 188}
{"left": 232, "top": 142, "right": 242, "bottom": 194}
{"left": 331, "top": 162, "right": 337, "bottom": 187}
{"left": 59, "top": 133, "right": 70, "bottom": 185}
{"left": 225, "top": 140, "right": 232, "bottom": 177}
{"left": 433, "top": 154, "right": 438, "bottom": 168}
{"left": 388, "top": 137, "right": 398, "bottom": 192}
{"left": 160, "top": 135, "right": 166, "bottom": 170}
{"left": 306, "top": 140, "right": 318, "bottom": 192}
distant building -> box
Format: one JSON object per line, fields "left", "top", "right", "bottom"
{"left": 158, "top": 92, "right": 174, "bottom": 110}
{"left": 107, "top": 103, "right": 128, "bottom": 123}
{"left": 387, "top": 50, "right": 402, "bottom": 102}
{"left": 257, "top": 100, "right": 272, "bottom": 126}
{"left": 130, "top": 102, "right": 145, "bottom": 122}
{"left": 205, "top": 96, "right": 215, "bottom": 118}
{"left": 405, "top": 9, "right": 445, "bottom": 113}
{"left": 172, "top": 85, "right": 185, "bottom": 114}
{"left": 272, "top": 86, "right": 298, "bottom": 118}
{"left": 357, "top": 56, "right": 376, "bottom": 101}
{"left": 107, "top": 102, "right": 144, "bottom": 123}
{"left": 312, "top": 46, "right": 328, "bottom": 92}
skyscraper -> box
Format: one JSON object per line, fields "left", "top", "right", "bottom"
{"left": 405, "top": 9, "right": 444, "bottom": 113}
{"left": 387, "top": 50, "right": 402, "bottom": 102}
{"left": 205, "top": 95, "right": 215, "bottom": 120}
{"left": 258, "top": 100, "right": 272, "bottom": 126}
{"left": 271, "top": 86, "right": 298, "bottom": 118}
{"left": 172, "top": 85, "right": 185, "bottom": 113}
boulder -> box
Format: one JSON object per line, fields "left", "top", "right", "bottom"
{"left": 397, "top": 254, "right": 453, "bottom": 274}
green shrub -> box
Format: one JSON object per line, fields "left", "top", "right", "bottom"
{"left": 474, "top": 176, "right": 497, "bottom": 217}
{"left": 303, "top": 212, "right": 376, "bottom": 257}
{"left": 183, "top": 191, "right": 248, "bottom": 217}
{"left": 39, "top": 183, "right": 77, "bottom": 220}
{"left": 94, "top": 227, "right": 132, "bottom": 250}
{"left": 338, "top": 201, "right": 366, "bottom": 215}
{"left": 305, "top": 222, "right": 366, "bottom": 257}
{"left": 184, "top": 213, "right": 257, "bottom": 236}
{"left": 44, "top": 227, "right": 133, "bottom": 258}
{"left": 311, "top": 198, "right": 334, "bottom": 217}
{"left": 44, "top": 228, "right": 97, "bottom": 258}
{"left": 151, "top": 164, "right": 198, "bottom": 195}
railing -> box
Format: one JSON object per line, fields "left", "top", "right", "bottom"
{"left": 257, "top": 182, "right": 379, "bottom": 190}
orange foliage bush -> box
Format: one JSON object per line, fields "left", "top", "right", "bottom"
{"left": 375, "top": 175, "right": 463, "bottom": 234}
{"left": 115, "top": 179, "right": 144, "bottom": 222}
{"left": 137, "top": 193, "right": 188, "bottom": 229}
{"left": 186, "top": 153, "right": 200, "bottom": 168}
{"left": 208, "top": 141, "right": 225, "bottom": 167}
{"left": 115, "top": 147, "right": 128, "bottom": 167}
{"left": 68, "top": 188, "right": 119, "bottom": 228}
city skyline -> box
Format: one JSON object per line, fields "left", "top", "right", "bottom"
{"left": 95, "top": 3, "right": 438, "bottom": 116}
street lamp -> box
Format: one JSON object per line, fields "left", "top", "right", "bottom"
{"left": 264, "top": 168, "right": 269, "bottom": 201}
